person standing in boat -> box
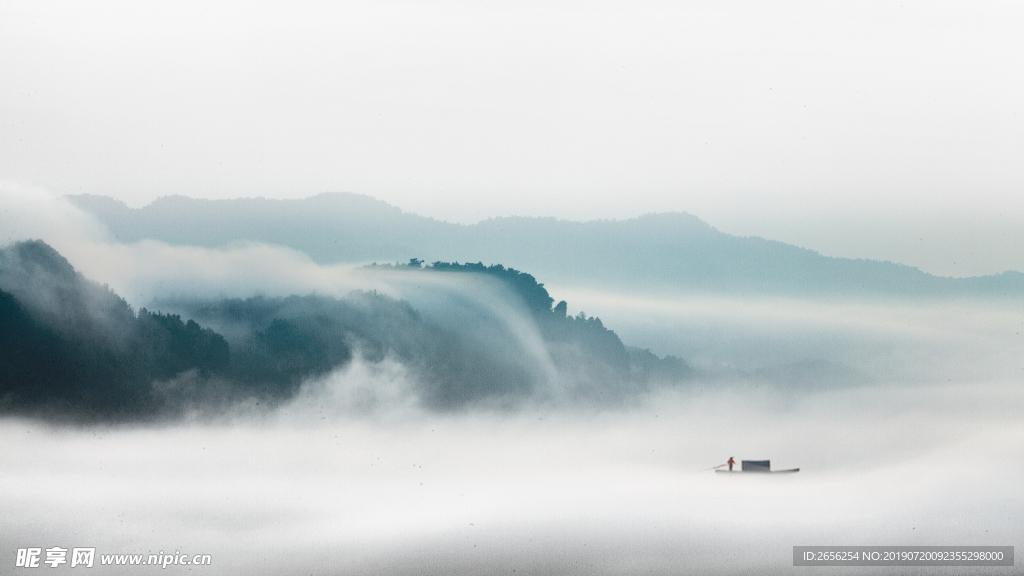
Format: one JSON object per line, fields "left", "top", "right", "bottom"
{"left": 727, "top": 456, "right": 735, "bottom": 471}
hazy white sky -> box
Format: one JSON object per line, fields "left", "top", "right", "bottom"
{"left": 2, "top": 0, "right": 1023, "bottom": 276}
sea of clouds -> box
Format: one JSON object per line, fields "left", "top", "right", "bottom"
{"left": 2, "top": 185, "right": 1022, "bottom": 574}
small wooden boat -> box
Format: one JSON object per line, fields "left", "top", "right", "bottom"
{"left": 715, "top": 460, "right": 799, "bottom": 474}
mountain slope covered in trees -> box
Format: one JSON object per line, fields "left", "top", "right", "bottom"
{"left": 1, "top": 241, "right": 691, "bottom": 420}
{"left": 0, "top": 241, "right": 229, "bottom": 419}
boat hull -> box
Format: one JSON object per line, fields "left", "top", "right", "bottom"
{"left": 715, "top": 468, "right": 800, "bottom": 474}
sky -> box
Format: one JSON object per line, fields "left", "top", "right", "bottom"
{"left": 2, "top": 0, "right": 1023, "bottom": 277}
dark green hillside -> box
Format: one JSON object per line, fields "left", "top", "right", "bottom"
{"left": 0, "top": 241, "right": 229, "bottom": 419}
{"left": 2, "top": 241, "right": 693, "bottom": 420}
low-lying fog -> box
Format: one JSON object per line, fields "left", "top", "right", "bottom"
{"left": 2, "top": 192, "right": 1022, "bottom": 574}
{"left": 2, "top": 379, "right": 1022, "bottom": 575}
{"left": 553, "top": 287, "right": 1024, "bottom": 385}
{"left": 4, "top": 291, "right": 1023, "bottom": 574}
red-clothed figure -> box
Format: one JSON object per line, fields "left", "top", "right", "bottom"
{"left": 727, "top": 457, "right": 735, "bottom": 471}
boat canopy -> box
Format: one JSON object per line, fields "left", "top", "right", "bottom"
{"left": 741, "top": 460, "right": 771, "bottom": 472}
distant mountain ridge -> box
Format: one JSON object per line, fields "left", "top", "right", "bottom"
{"left": 69, "top": 193, "right": 1024, "bottom": 297}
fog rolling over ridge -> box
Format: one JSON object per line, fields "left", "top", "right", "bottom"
{"left": 68, "top": 193, "right": 1024, "bottom": 297}
{"left": 0, "top": 241, "right": 691, "bottom": 420}
{"left": 2, "top": 194, "right": 1023, "bottom": 574}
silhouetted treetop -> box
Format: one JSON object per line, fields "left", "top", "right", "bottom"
{"left": 427, "top": 261, "right": 555, "bottom": 315}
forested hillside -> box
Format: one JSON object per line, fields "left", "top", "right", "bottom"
{"left": 1, "top": 242, "right": 691, "bottom": 420}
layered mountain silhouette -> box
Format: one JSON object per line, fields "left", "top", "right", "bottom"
{"left": 69, "top": 193, "right": 1024, "bottom": 297}
{"left": 1, "top": 241, "right": 690, "bottom": 420}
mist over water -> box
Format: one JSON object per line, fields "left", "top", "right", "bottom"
{"left": 2, "top": 380, "right": 1021, "bottom": 575}
{"left": 1, "top": 191, "right": 1022, "bottom": 573}
{"left": 3, "top": 288, "right": 1023, "bottom": 574}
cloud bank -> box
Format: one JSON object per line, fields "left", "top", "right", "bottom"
{"left": 2, "top": 377, "right": 1021, "bottom": 575}
{"left": 1, "top": 188, "right": 1021, "bottom": 574}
